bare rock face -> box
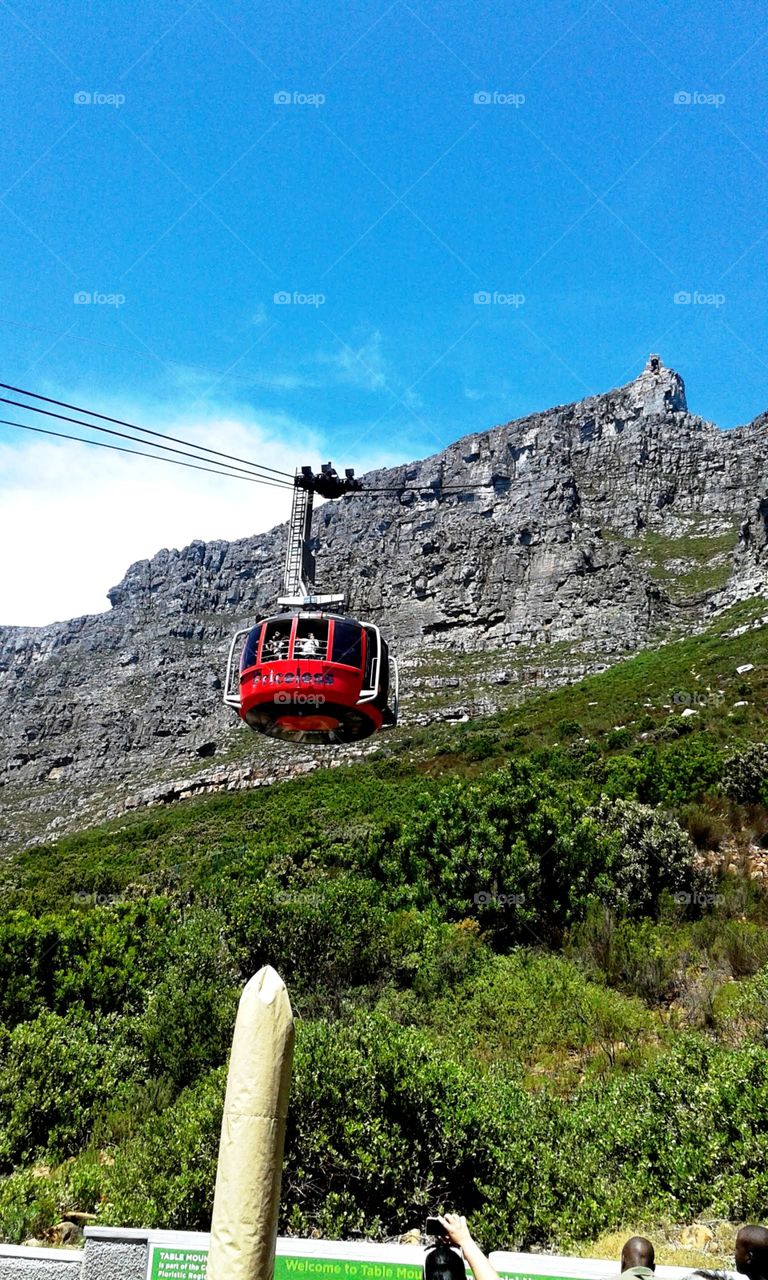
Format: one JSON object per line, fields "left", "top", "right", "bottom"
{"left": 724, "top": 496, "right": 768, "bottom": 603}
{"left": 1, "top": 356, "right": 766, "bottom": 850}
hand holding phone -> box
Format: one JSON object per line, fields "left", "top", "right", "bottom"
{"left": 425, "top": 1217, "right": 447, "bottom": 1239}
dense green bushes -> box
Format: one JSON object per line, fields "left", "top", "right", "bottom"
{"left": 723, "top": 743, "right": 768, "bottom": 805}
{"left": 219, "top": 872, "right": 392, "bottom": 1016}
{"left": 0, "top": 901, "right": 176, "bottom": 1027}
{"left": 0, "top": 1010, "right": 140, "bottom": 1169}
{"left": 0, "top": 622, "right": 766, "bottom": 1246}
{"left": 382, "top": 949, "right": 654, "bottom": 1075}
{"left": 99, "top": 1022, "right": 768, "bottom": 1247}
{"left": 376, "top": 765, "right": 703, "bottom": 943}
{"left": 103, "top": 1066, "right": 225, "bottom": 1230}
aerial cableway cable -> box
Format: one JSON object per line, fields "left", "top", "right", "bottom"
{"left": 0, "top": 418, "right": 295, "bottom": 489}
{"left": 4, "top": 373, "right": 768, "bottom": 500}
{"left": 9, "top": 395, "right": 755, "bottom": 500}
{"left": 0, "top": 394, "right": 297, "bottom": 486}
{"left": 0, "top": 384, "right": 498, "bottom": 495}
{"left": 0, "top": 382, "right": 294, "bottom": 480}
{"left": 0, "top": 406, "right": 500, "bottom": 496}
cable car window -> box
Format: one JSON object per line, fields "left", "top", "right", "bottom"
{"left": 295, "top": 618, "right": 329, "bottom": 659}
{"left": 376, "top": 637, "right": 390, "bottom": 707}
{"left": 363, "top": 627, "right": 378, "bottom": 687}
{"left": 240, "top": 624, "right": 263, "bottom": 671}
{"left": 331, "top": 620, "right": 362, "bottom": 669}
{"left": 262, "top": 620, "right": 292, "bottom": 661}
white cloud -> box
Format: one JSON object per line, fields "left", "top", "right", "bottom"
{"left": 316, "top": 330, "right": 390, "bottom": 392}
{"left": 0, "top": 404, "right": 312, "bottom": 627}
{"left": 0, "top": 395, "right": 407, "bottom": 628}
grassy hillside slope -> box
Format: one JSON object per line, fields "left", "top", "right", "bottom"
{"left": 0, "top": 599, "right": 766, "bottom": 1251}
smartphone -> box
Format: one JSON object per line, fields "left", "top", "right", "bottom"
{"left": 425, "top": 1218, "right": 447, "bottom": 1238}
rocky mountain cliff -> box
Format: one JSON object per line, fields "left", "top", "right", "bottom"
{"left": 1, "top": 356, "right": 766, "bottom": 850}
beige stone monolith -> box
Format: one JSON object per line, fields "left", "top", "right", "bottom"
{"left": 207, "top": 966, "right": 294, "bottom": 1280}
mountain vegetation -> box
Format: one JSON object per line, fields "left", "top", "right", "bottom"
{"left": 0, "top": 598, "right": 766, "bottom": 1249}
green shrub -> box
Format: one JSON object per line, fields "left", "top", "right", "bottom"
{"left": 715, "top": 964, "right": 768, "bottom": 1045}
{"left": 104, "top": 1067, "right": 225, "bottom": 1229}
{"left": 557, "top": 1036, "right": 768, "bottom": 1235}
{"left": 136, "top": 909, "right": 239, "bottom": 1088}
{"left": 220, "top": 872, "right": 390, "bottom": 1015}
{"left": 652, "top": 735, "right": 724, "bottom": 805}
{"left": 381, "top": 914, "right": 487, "bottom": 1002}
{"left": 723, "top": 744, "right": 768, "bottom": 805}
{"left": 583, "top": 797, "right": 701, "bottom": 918}
{"left": 411, "top": 950, "right": 653, "bottom": 1073}
{"left": 681, "top": 800, "right": 728, "bottom": 850}
{"left": 0, "top": 901, "right": 175, "bottom": 1028}
{"left": 0, "top": 1011, "right": 141, "bottom": 1170}
{"left": 555, "top": 720, "right": 582, "bottom": 740}
{"left": 595, "top": 753, "right": 650, "bottom": 799}
{"left": 281, "top": 1016, "right": 534, "bottom": 1242}
{"left": 568, "top": 908, "right": 680, "bottom": 1004}
{"left": 97, "top": 1024, "right": 768, "bottom": 1248}
{"left": 0, "top": 1167, "right": 62, "bottom": 1244}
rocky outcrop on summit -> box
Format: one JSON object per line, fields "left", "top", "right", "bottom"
{"left": 1, "top": 356, "right": 766, "bottom": 849}
{"left": 320, "top": 356, "right": 763, "bottom": 640}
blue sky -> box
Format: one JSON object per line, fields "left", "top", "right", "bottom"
{"left": 1, "top": 0, "right": 766, "bottom": 623}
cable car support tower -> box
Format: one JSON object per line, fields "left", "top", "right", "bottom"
{"left": 278, "top": 463, "right": 361, "bottom": 610}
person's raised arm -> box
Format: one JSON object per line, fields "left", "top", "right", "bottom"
{"left": 437, "top": 1215, "right": 501, "bottom": 1280}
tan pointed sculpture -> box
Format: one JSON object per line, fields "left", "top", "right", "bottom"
{"left": 207, "top": 966, "right": 295, "bottom": 1280}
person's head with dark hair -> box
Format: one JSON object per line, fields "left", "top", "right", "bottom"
{"left": 424, "top": 1242, "right": 466, "bottom": 1280}
{"left": 620, "top": 1237, "right": 656, "bottom": 1276}
{"left": 735, "top": 1227, "right": 768, "bottom": 1280}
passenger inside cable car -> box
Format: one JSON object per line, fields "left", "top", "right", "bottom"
{"left": 294, "top": 617, "right": 329, "bottom": 658}
{"left": 262, "top": 620, "right": 291, "bottom": 660}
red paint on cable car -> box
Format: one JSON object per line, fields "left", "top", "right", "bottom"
{"left": 233, "top": 611, "right": 393, "bottom": 744}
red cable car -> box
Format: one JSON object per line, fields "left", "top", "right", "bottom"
{"left": 224, "top": 465, "right": 399, "bottom": 745}
{"left": 224, "top": 611, "right": 397, "bottom": 743}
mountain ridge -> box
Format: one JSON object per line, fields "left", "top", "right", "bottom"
{"left": 1, "top": 354, "right": 766, "bottom": 850}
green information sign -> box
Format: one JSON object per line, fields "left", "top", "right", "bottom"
{"left": 275, "top": 1258, "right": 423, "bottom": 1280}
{"left": 147, "top": 1246, "right": 426, "bottom": 1280}
{"left": 145, "top": 1244, "right": 573, "bottom": 1280}
{"left": 148, "top": 1246, "right": 208, "bottom": 1280}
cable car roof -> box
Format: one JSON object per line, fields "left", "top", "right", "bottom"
{"left": 256, "top": 611, "right": 363, "bottom": 625}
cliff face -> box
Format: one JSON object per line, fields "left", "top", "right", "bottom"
{"left": 1, "top": 356, "right": 766, "bottom": 849}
